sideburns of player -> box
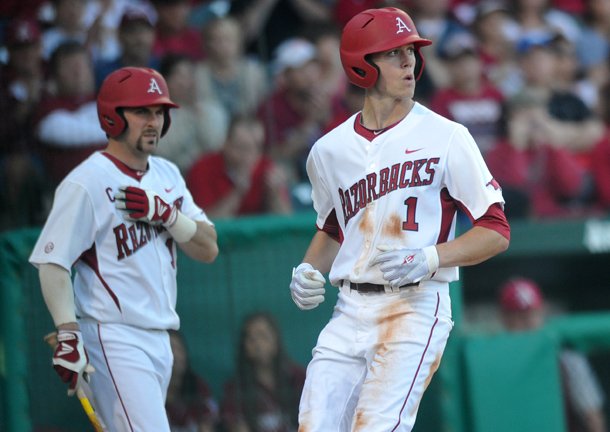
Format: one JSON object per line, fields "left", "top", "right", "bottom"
{"left": 339, "top": 157, "right": 440, "bottom": 224}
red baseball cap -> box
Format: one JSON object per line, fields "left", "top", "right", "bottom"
{"left": 5, "top": 19, "right": 41, "bottom": 48}
{"left": 499, "top": 278, "right": 544, "bottom": 311}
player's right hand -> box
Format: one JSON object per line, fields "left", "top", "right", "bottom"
{"left": 290, "top": 263, "right": 326, "bottom": 310}
{"left": 52, "top": 330, "right": 95, "bottom": 396}
{"left": 114, "top": 186, "right": 177, "bottom": 226}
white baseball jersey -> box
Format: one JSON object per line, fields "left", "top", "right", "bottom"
{"left": 307, "top": 102, "right": 504, "bottom": 287}
{"left": 29, "top": 151, "right": 212, "bottom": 330}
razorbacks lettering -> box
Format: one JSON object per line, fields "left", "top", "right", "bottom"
{"left": 114, "top": 222, "right": 165, "bottom": 260}
{"left": 339, "top": 157, "right": 440, "bottom": 224}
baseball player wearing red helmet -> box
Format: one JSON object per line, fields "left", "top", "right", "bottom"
{"left": 30, "top": 67, "right": 219, "bottom": 431}
{"left": 289, "top": 7, "right": 511, "bottom": 431}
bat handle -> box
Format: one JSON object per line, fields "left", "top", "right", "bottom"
{"left": 77, "top": 388, "right": 104, "bottom": 432}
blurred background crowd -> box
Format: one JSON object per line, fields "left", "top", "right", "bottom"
{"left": 2, "top": 0, "right": 610, "bottom": 431}
{"left": 2, "top": 0, "right": 610, "bottom": 231}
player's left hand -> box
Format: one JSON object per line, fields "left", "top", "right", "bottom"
{"left": 371, "top": 245, "right": 439, "bottom": 288}
{"left": 115, "top": 186, "right": 177, "bottom": 226}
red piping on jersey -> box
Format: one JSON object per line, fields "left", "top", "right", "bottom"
{"left": 437, "top": 188, "right": 458, "bottom": 244}
{"left": 391, "top": 292, "right": 440, "bottom": 431}
{"left": 102, "top": 152, "right": 147, "bottom": 181}
{"left": 437, "top": 189, "right": 510, "bottom": 241}
{"left": 320, "top": 209, "right": 343, "bottom": 243}
{"left": 79, "top": 245, "right": 122, "bottom": 312}
{"left": 97, "top": 323, "right": 135, "bottom": 431}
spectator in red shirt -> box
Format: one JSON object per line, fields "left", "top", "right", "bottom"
{"left": 152, "top": 0, "right": 205, "bottom": 61}
{"left": 486, "top": 92, "right": 597, "bottom": 219}
{"left": 186, "top": 115, "right": 292, "bottom": 219}
{"left": 431, "top": 30, "right": 505, "bottom": 156}
{"left": 221, "top": 312, "right": 306, "bottom": 432}
{"left": 590, "top": 82, "right": 610, "bottom": 210}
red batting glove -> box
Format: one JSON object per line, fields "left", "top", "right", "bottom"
{"left": 53, "top": 330, "right": 94, "bottom": 396}
{"left": 115, "top": 186, "right": 177, "bottom": 226}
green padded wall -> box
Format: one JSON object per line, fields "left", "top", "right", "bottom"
{"left": 463, "top": 330, "right": 566, "bottom": 432}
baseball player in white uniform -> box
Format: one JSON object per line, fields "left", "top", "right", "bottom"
{"left": 29, "top": 67, "right": 219, "bottom": 431}
{"left": 289, "top": 8, "right": 511, "bottom": 432}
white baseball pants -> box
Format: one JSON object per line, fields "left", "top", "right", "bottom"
{"left": 80, "top": 321, "right": 173, "bottom": 432}
{"left": 298, "top": 281, "right": 453, "bottom": 431}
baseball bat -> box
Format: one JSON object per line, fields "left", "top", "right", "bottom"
{"left": 43, "top": 332, "right": 105, "bottom": 432}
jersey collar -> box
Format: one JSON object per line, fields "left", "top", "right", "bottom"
{"left": 102, "top": 152, "right": 148, "bottom": 181}
{"left": 354, "top": 112, "right": 401, "bottom": 141}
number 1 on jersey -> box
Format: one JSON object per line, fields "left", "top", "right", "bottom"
{"left": 402, "top": 197, "right": 419, "bottom": 231}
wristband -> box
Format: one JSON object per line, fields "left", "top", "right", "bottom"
{"left": 422, "top": 245, "right": 440, "bottom": 274}
{"left": 166, "top": 211, "right": 197, "bottom": 243}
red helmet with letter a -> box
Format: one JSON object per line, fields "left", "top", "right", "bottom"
{"left": 97, "top": 67, "right": 178, "bottom": 138}
{"left": 340, "top": 7, "right": 432, "bottom": 88}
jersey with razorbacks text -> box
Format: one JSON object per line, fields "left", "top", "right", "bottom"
{"left": 29, "top": 152, "right": 212, "bottom": 330}
{"left": 307, "top": 102, "right": 504, "bottom": 287}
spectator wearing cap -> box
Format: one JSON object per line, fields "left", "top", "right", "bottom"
{"left": 498, "top": 277, "right": 607, "bottom": 432}
{"left": 194, "top": 15, "right": 269, "bottom": 119}
{"left": 514, "top": 31, "right": 603, "bottom": 152}
{"left": 94, "top": 9, "right": 159, "bottom": 88}
{"left": 430, "top": 30, "right": 505, "bottom": 156}
{"left": 256, "top": 37, "right": 330, "bottom": 186}
{"left": 151, "top": 0, "right": 205, "bottom": 61}
{"left": 0, "top": 18, "right": 48, "bottom": 230}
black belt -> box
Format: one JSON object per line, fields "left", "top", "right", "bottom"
{"left": 347, "top": 281, "right": 419, "bottom": 293}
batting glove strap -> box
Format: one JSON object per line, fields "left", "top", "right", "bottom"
{"left": 115, "top": 186, "right": 174, "bottom": 226}
{"left": 53, "top": 330, "right": 94, "bottom": 396}
{"left": 290, "top": 263, "right": 326, "bottom": 310}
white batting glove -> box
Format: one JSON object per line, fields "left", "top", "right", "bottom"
{"left": 290, "top": 263, "right": 326, "bottom": 310}
{"left": 52, "top": 330, "right": 95, "bottom": 396}
{"left": 115, "top": 186, "right": 177, "bottom": 226}
{"left": 371, "top": 245, "right": 439, "bottom": 288}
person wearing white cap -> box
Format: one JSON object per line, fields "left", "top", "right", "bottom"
{"left": 257, "top": 37, "right": 331, "bottom": 188}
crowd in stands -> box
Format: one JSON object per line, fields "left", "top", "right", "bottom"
{"left": 2, "top": 0, "right": 610, "bottom": 232}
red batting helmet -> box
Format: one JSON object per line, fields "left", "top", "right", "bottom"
{"left": 97, "top": 67, "right": 178, "bottom": 138}
{"left": 340, "top": 7, "right": 432, "bottom": 88}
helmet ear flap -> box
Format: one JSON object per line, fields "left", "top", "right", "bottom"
{"left": 161, "top": 109, "right": 171, "bottom": 137}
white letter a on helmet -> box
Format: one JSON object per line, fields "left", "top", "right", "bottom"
{"left": 148, "top": 78, "right": 163, "bottom": 95}
{"left": 395, "top": 17, "right": 411, "bottom": 34}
